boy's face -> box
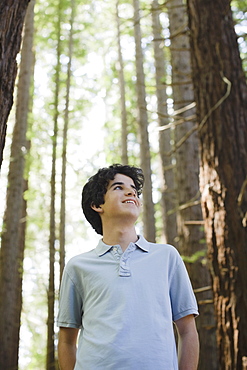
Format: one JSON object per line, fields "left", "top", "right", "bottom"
{"left": 93, "top": 173, "right": 141, "bottom": 222}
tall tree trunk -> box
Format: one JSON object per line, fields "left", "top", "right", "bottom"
{"left": 0, "top": 0, "right": 35, "bottom": 368}
{"left": 151, "top": 0, "right": 177, "bottom": 245}
{"left": 187, "top": 0, "right": 247, "bottom": 369}
{"left": 59, "top": 0, "right": 75, "bottom": 283}
{"left": 116, "top": 0, "right": 128, "bottom": 165}
{"left": 167, "top": 1, "right": 217, "bottom": 368}
{"left": 0, "top": 0, "right": 30, "bottom": 169}
{"left": 47, "top": 150, "right": 56, "bottom": 370}
{"left": 167, "top": 0, "right": 200, "bottom": 260}
{"left": 46, "top": 3, "right": 62, "bottom": 368}
{"left": 133, "top": 0, "right": 156, "bottom": 242}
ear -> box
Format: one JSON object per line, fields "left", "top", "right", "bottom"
{"left": 91, "top": 203, "right": 103, "bottom": 214}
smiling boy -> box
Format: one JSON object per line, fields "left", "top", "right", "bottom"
{"left": 57, "top": 164, "right": 199, "bottom": 370}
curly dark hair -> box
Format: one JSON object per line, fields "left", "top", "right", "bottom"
{"left": 81, "top": 164, "right": 144, "bottom": 235}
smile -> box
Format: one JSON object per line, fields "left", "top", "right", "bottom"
{"left": 123, "top": 200, "right": 136, "bottom": 205}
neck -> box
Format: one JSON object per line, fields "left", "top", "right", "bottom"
{"left": 102, "top": 225, "right": 138, "bottom": 251}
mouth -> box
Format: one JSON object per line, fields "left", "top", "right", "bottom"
{"left": 122, "top": 199, "right": 136, "bottom": 205}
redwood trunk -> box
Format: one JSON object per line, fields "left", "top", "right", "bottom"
{"left": 0, "top": 1, "right": 34, "bottom": 367}
{"left": 133, "top": 0, "right": 156, "bottom": 242}
{"left": 46, "top": 4, "right": 62, "bottom": 368}
{"left": 0, "top": 0, "right": 30, "bottom": 169}
{"left": 151, "top": 0, "right": 177, "bottom": 245}
{"left": 116, "top": 0, "right": 128, "bottom": 165}
{"left": 187, "top": 0, "right": 247, "bottom": 368}
{"left": 167, "top": 1, "right": 217, "bottom": 368}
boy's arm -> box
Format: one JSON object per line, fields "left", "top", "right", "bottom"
{"left": 175, "top": 314, "right": 199, "bottom": 370}
{"left": 58, "top": 327, "right": 79, "bottom": 370}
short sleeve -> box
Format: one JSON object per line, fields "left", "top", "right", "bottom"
{"left": 169, "top": 256, "right": 199, "bottom": 322}
{"left": 57, "top": 268, "right": 83, "bottom": 329}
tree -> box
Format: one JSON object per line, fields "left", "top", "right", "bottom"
{"left": 151, "top": 0, "right": 177, "bottom": 245}
{"left": 59, "top": 0, "right": 75, "bottom": 284}
{"left": 187, "top": 0, "right": 247, "bottom": 368}
{"left": 46, "top": 1, "right": 62, "bottom": 368}
{"left": 115, "top": 0, "right": 129, "bottom": 165}
{"left": 0, "top": 0, "right": 35, "bottom": 368}
{"left": 0, "top": 0, "right": 30, "bottom": 169}
{"left": 133, "top": 0, "right": 156, "bottom": 241}
{"left": 166, "top": 0, "right": 217, "bottom": 368}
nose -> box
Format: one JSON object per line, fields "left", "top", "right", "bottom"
{"left": 125, "top": 187, "right": 136, "bottom": 196}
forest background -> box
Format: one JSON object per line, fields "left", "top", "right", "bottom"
{"left": 0, "top": 0, "right": 246, "bottom": 369}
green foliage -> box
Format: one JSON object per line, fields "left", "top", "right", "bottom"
{"left": 231, "top": 0, "right": 247, "bottom": 13}
{"left": 231, "top": 0, "right": 247, "bottom": 74}
{"left": 181, "top": 249, "right": 207, "bottom": 264}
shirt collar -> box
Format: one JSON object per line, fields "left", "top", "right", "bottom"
{"left": 95, "top": 234, "right": 150, "bottom": 257}
{"left": 134, "top": 234, "right": 150, "bottom": 252}
{"left": 95, "top": 240, "right": 113, "bottom": 256}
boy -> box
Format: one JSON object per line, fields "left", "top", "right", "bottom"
{"left": 57, "top": 164, "right": 199, "bottom": 370}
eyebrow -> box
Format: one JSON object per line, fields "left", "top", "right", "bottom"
{"left": 109, "top": 181, "right": 137, "bottom": 191}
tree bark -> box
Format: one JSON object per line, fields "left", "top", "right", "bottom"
{"left": 187, "top": 0, "right": 247, "bottom": 368}
{"left": 0, "top": 0, "right": 30, "bottom": 169}
{"left": 167, "top": 0, "right": 200, "bottom": 258}
{"left": 167, "top": 1, "right": 217, "bottom": 368}
{"left": 133, "top": 0, "right": 156, "bottom": 242}
{"left": 46, "top": 2, "right": 62, "bottom": 368}
{"left": 116, "top": 0, "right": 128, "bottom": 165}
{"left": 59, "top": 0, "right": 75, "bottom": 284}
{"left": 0, "top": 0, "right": 34, "bottom": 368}
{"left": 151, "top": 0, "right": 177, "bottom": 245}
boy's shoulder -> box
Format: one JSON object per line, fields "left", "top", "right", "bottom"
{"left": 150, "top": 242, "right": 181, "bottom": 260}
{"left": 138, "top": 235, "right": 179, "bottom": 254}
{"left": 65, "top": 247, "right": 97, "bottom": 268}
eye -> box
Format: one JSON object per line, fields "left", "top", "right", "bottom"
{"left": 114, "top": 185, "right": 123, "bottom": 190}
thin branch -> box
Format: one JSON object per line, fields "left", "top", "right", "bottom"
{"left": 198, "top": 74, "right": 232, "bottom": 132}
{"left": 173, "top": 102, "right": 196, "bottom": 115}
{"left": 198, "top": 299, "right": 214, "bottom": 305}
{"left": 167, "top": 192, "right": 201, "bottom": 215}
{"left": 163, "top": 0, "right": 186, "bottom": 10}
{"left": 162, "top": 163, "right": 175, "bottom": 171}
{"left": 170, "top": 26, "right": 188, "bottom": 40}
{"left": 161, "top": 79, "right": 192, "bottom": 87}
{"left": 237, "top": 177, "right": 247, "bottom": 206}
{"left": 156, "top": 102, "right": 196, "bottom": 131}
{"left": 163, "top": 75, "right": 231, "bottom": 155}
{"left": 194, "top": 286, "right": 212, "bottom": 293}
{"left": 156, "top": 114, "right": 196, "bottom": 132}
{"left": 184, "top": 220, "right": 204, "bottom": 225}
{"left": 163, "top": 124, "right": 198, "bottom": 157}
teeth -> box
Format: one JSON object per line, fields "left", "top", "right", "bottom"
{"left": 125, "top": 201, "right": 135, "bottom": 204}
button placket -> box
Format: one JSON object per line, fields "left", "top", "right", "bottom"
{"left": 119, "top": 243, "right": 136, "bottom": 277}
{"left": 111, "top": 245, "right": 122, "bottom": 261}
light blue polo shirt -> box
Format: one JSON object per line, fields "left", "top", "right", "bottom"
{"left": 57, "top": 235, "right": 198, "bottom": 370}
